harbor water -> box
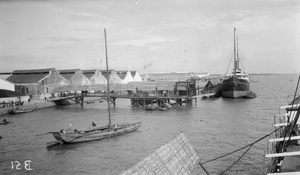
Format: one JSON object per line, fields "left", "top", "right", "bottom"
{"left": 0, "top": 74, "right": 299, "bottom": 175}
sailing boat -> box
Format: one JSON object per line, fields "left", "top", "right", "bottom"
{"left": 221, "top": 28, "right": 250, "bottom": 98}
{"left": 52, "top": 29, "right": 142, "bottom": 144}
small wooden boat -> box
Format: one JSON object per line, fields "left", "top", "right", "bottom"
{"left": 86, "top": 101, "right": 95, "bottom": 104}
{"left": 243, "top": 91, "right": 257, "bottom": 99}
{"left": 0, "top": 120, "right": 10, "bottom": 125}
{"left": 158, "top": 103, "right": 171, "bottom": 111}
{"left": 52, "top": 29, "right": 142, "bottom": 144}
{"left": 52, "top": 122, "right": 142, "bottom": 143}
{"left": 144, "top": 103, "right": 158, "bottom": 110}
{"left": 10, "top": 107, "right": 35, "bottom": 114}
{"left": 158, "top": 107, "right": 169, "bottom": 111}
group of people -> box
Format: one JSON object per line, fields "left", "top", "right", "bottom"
{"left": 0, "top": 100, "right": 24, "bottom": 108}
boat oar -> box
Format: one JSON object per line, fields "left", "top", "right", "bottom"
{"left": 36, "top": 132, "right": 54, "bottom": 136}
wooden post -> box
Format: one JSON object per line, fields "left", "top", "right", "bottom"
{"left": 111, "top": 97, "right": 116, "bottom": 106}
{"left": 81, "top": 97, "right": 84, "bottom": 107}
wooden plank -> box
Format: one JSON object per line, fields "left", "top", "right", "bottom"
{"left": 274, "top": 122, "right": 300, "bottom": 127}
{"left": 269, "top": 136, "right": 300, "bottom": 142}
{"left": 275, "top": 114, "right": 290, "bottom": 117}
{"left": 265, "top": 151, "right": 300, "bottom": 158}
{"left": 280, "top": 104, "right": 300, "bottom": 109}
{"left": 267, "top": 172, "right": 300, "bottom": 175}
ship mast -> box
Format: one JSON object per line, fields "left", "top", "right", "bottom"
{"left": 236, "top": 36, "right": 240, "bottom": 71}
{"left": 233, "top": 28, "right": 237, "bottom": 75}
{"left": 104, "top": 28, "right": 111, "bottom": 130}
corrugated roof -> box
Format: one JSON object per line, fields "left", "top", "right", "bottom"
{"left": 13, "top": 68, "right": 54, "bottom": 74}
{"left": 82, "top": 69, "right": 97, "bottom": 73}
{"left": 59, "top": 69, "right": 80, "bottom": 73}
{"left": 7, "top": 74, "right": 48, "bottom": 84}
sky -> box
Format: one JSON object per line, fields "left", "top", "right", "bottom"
{"left": 0, "top": 0, "right": 299, "bottom": 74}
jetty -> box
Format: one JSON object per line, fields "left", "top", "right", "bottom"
{"left": 50, "top": 80, "right": 204, "bottom": 107}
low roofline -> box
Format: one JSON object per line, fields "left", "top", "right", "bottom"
{"left": 12, "top": 68, "right": 55, "bottom": 74}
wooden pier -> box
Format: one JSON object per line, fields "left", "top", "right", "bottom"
{"left": 50, "top": 80, "right": 202, "bottom": 107}
{"left": 50, "top": 93, "right": 197, "bottom": 107}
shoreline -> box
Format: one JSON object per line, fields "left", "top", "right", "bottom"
{"left": 0, "top": 99, "right": 55, "bottom": 115}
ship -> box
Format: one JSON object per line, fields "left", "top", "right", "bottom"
{"left": 265, "top": 76, "right": 300, "bottom": 174}
{"left": 221, "top": 28, "right": 250, "bottom": 98}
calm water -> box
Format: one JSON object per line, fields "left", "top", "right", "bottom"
{"left": 0, "top": 74, "right": 299, "bottom": 175}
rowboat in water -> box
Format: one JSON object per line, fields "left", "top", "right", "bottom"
{"left": 52, "top": 29, "right": 142, "bottom": 144}
{"left": 52, "top": 122, "right": 142, "bottom": 143}
{"left": 10, "top": 107, "right": 36, "bottom": 114}
{"left": 0, "top": 119, "right": 10, "bottom": 125}
{"left": 144, "top": 103, "right": 158, "bottom": 110}
{"left": 158, "top": 103, "right": 171, "bottom": 111}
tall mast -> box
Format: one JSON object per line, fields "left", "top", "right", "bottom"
{"left": 233, "top": 27, "right": 236, "bottom": 75}
{"left": 236, "top": 36, "right": 239, "bottom": 70}
{"left": 104, "top": 28, "right": 111, "bottom": 129}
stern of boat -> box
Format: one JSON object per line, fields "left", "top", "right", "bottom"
{"left": 52, "top": 132, "right": 69, "bottom": 143}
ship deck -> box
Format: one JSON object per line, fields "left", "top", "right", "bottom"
{"left": 281, "top": 142, "right": 300, "bottom": 172}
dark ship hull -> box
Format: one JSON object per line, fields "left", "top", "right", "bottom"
{"left": 221, "top": 76, "right": 249, "bottom": 98}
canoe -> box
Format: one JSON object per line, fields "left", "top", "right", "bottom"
{"left": 52, "top": 122, "right": 142, "bottom": 144}
{"left": 0, "top": 121, "right": 10, "bottom": 125}
{"left": 10, "top": 108, "right": 35, "bottom": 114}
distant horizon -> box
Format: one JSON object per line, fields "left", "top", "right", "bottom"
{"left": 0, "top": 67, "right": 298, "bottom": 76}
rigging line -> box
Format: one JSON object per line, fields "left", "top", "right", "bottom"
{"left": 219, "top": 143, "right": 253, "bottom": 175}
{"left": 92, "top": 34, "right": 105, "bottom": 69}
{"left": 200, "top": 127, "right": 281, "bottom": 165}
{"left": 274, "top": 76, "right": 300, "bottom": 172}
{"left": 280, "top": 75, "right": 300, "bottom": 152}
{"left": 225, "top": 51, "right": 234, "bottom": 75}
{"left": 239, "top": 55, "right": 245, "bottom": 73}
{"left": 199, "top": 162, "right": 211, "bottom": 175}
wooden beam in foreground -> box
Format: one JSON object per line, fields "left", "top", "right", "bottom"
{"left": 274, "top": 122, "right": 300, "bottom": 127}
{"left": 268, "top": 172, "right": 300, "bottom": 175}
{"left": 265, "top": 151, "right": 300, "bottom": 158}
{"left": 269, "top": 136, "right": 300, "bottom": 142}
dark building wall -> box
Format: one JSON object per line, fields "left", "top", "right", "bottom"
{"left": 15, "top": 84, "right": 38, "bottom": 96}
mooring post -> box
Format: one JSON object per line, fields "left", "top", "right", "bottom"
{"left": 111, "top": 97, "right": 116, "bottom": 106}
{"left": 81, "top": 97, "right": 84, "bottom": 107}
